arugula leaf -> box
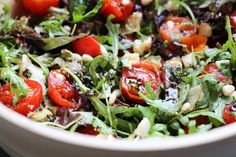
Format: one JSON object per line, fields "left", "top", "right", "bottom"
{"left": 61, "top": 68, "right": 111, "bottom": 123}
{"left": 89, "top": 56, "right": 110, "bottom": 86}
{"left": 69, "top": 0, "right": 103, "bottom": 23}
{"left": 177, "top": 83, "right": 190, "bottom": 108}
{"left": 0, "top": 68, "right": 29, "bottom": 103}
{"left": 72, "top": 5, "right": 87, "bottom": 22}
{"left": 35, "top": 19, "right": 70, "bottom": 37}
{"left": 210, "top": 96, "right": 233, "bottom": 126}
{"left": 0, "top": 43, "right": 7, "bottom": 67}
{"left": 104, "top": 16, "right": 132, "bottom": 68}
{"left": 41, "top": 36, "right": 79, "bottom": 51}
{"left": 188, "top": 120, "right": 212, "bottom": 134}
{"left": 102, "top": 83, "right": 113, "bottom": 126}
{"left": 197, "top": 75, "right": 223, "bottom": 108}
{"left": 110, "top": 105, "right": 156, "bottom": 126}
{"left": 145, "top": 81, "right": 158, "bottom": 100}
{"left": 105, "top": 16, "right": 120, "bottom": 56}
{"left": 34, "top": 7, "right": 69, "bottom": 38}
{"left": 90, "top": 97, "right": 137, "bottom": 134}
{"left": 27, "top": 53, "right": 50, "bottom": 76}
{"left": 116, "top": 118, "right": 137, "bottom": 134}
{"left": 61, "top": 67, "right": 89, "bottom": 94}
{"left": 104, "top": 16, "right": 124, "bottom": 68}
{"left": 138, "top": 106, "right": 156, "bottom": 125}
{"left": 98, "top": 35, "right": 113, "bottom": 45}
{"left": 169, "top": 120, "right": 182, "bottom": 130}
{"left": 92, "top": 117, "right": 114, "bottom": 135}
{"left": 0, "top": 39, "right": 25, "bottom": 68}
{"left": 149, "top": 123, "right": 170, "bottom": 137}
{"left": 139, "top": 92, "right": 179, "bottom": 122}
{"left": 0, "top": 4, "right": 15, "bottom": 34}
{"left": 121, "top": 107, "right": 142, "bottom": 118}
{"left": 189, "top": 49, "right": 222, "bottom": 77}
{"left": 0, "top": 15, "right": 15, "bottom": 34}
{"left": 181, "top": 109, "right": 225, "bottom": 127}
{"left": 223, "top": 16, "right": 236, "bottom": 71}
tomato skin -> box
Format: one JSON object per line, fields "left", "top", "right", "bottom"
{"left": 230, "top": 10, "right": 236, "bottom": 30}
{"left": 121, "top": 62, "right": 162, "bottom": 104}
{"left": 73, "top": 36, "right": 101, "bottom": 58}
{"left": 76, "top": 125, "right": 100, "bottom": 136}
{"left": 22, "top": 0, "right": 59, "bottom": 15}
{"left": 160, "top": 16, "right": 207, "bottom": 51}
{"left": 183, "top": 116, "right": 209, "bottom": 134}
{"left": 48, "top": 70, "right": 79, "bottom": 108}
{"left": 0, "top": 80, "right": 43, "bottom": 116}
{"left": 203, "top": 63, "right": 230, "bottom": 83}
{"left": 181, "top": 35, "right": 208, "bottom": 52}
{"left": 100, "top": 0, "right": 134, "bottom": 22}
{"left": 223, "top": 103, "right": 236, "bottom": 124}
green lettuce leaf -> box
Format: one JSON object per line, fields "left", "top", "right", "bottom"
{"left": 41, "top": 36, "right": 78, "bottom": 51}
{"left": 69, "top": 0, "right": 103, "bottom": 23}
{"left": 148, "top": 123, "right": 170, "bottom": 137}
{"left": 0, "top": 68, "right": 29, "bottom": 103}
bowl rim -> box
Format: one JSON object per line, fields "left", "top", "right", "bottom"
{"left": 1, "top": 103, "right": 236, "bottom": 151}
{"left": 1, "top": 0, "right": 236, "bottom": 153}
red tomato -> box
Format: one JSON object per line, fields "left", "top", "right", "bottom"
{"left": 203, "top": 63, "right": 230, "bottom": 83}
{"left": 230, "top": 10, "right": 236, "bottom": 30}
{"left": 100, "top": 0, "right": 134, "bottom": 22}
{"left": 0, "top": 80, "right": 43, "bottom": 116}
{"left": 121, "top": 62, "right": 162, "bottom": 104}
{"left": 223, "top": 103, "right": 236, "bottom": 124}
{"left": 22, "top": 0, "right": 59, "bottom": 15}
{"left": 183, "top": 116, "right": 209, "bottom": 133}
{"left": 76, "top": 125, "right": 100, "bottom": 136}
{"left": 48, "top": 70, "right": 78, "bottom": 108}
{"left": 160, "top": 16, "right": 207, "bottom": 51}
{"left": 73, "top": 36, "right": 101, "bottom": 58}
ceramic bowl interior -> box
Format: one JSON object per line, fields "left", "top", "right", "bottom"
{"left": 1, "top": 103, "right": 236, "bottom": 151}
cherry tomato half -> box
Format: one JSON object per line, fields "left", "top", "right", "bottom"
{"left": 0, "top": 79, "right": 43, "bottom": 116}
{"left": 203, "top": 63, "right": 230, "bottom": 83}
{"left": 230, "top": 10, "right": 236, "bottom": 30}
{"left": 100, "top": 0, "right": 134, "bottom": 22}
{"left": 73, "top": 36, "right": 101, "bottom": 58}
{"left": 48, "top": 70, "right": 79, "bottom": 108}
{"left": 22, "top": 0, "right": 60, "bottom": 15}
{"left": 160, "top": 16, "right": 208, "bottom": 51}
{"left": 121, "top": 62, "right": 162, "bottom": 104}
{"left": 223, "top": 102, "right": 236, "bottom": 124}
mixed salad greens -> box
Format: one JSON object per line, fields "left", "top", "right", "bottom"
{"left": 0, "top": 0, "right": 236, "bottom": 139}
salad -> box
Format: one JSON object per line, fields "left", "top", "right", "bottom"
{"left": 0, "top": 0, "right": 236, "bottom": 139}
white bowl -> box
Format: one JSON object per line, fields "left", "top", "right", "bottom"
{"left": 1, "top": 103, "right": 236, "bottom": 157}
{"left": 1, "top": 1, "right": 236, "bottom": 157}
